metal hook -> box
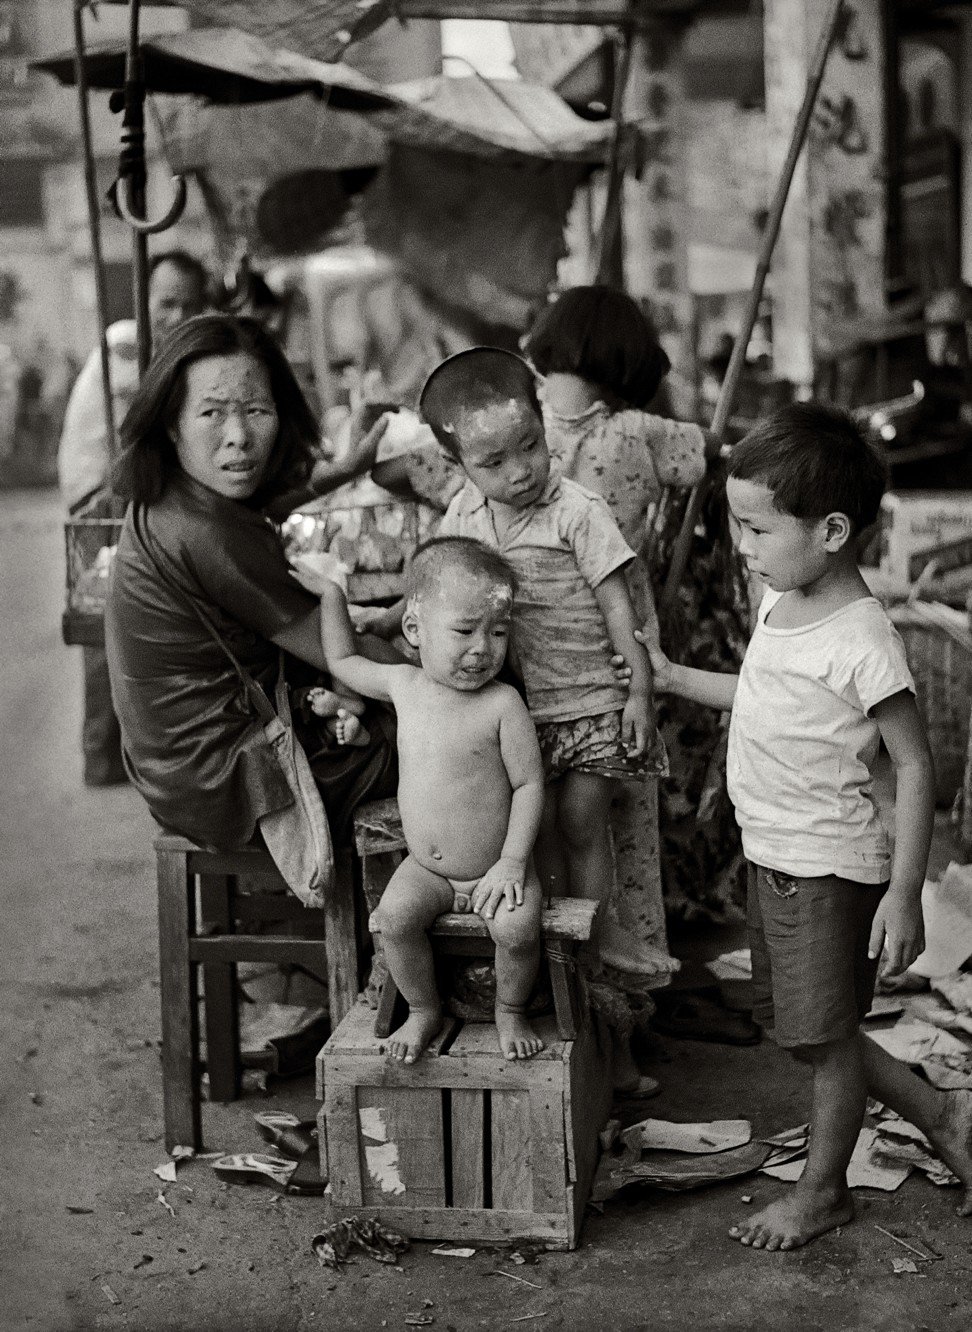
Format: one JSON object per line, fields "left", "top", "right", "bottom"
{"left": 115, "top": 172, "right": 187, "bottom": 235}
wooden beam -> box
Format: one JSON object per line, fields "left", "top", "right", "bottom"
{"left": 398, "top": 1, "right": 699, "bottom": 23}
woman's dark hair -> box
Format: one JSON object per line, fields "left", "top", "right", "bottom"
{"left": 523, "top": 285, "right": 671, "bottom": 410}
{"left": 113, "top": 314, "right": 318, "bottom": 508}
{"left": 729, "top": 401, "right": 887, "bottom": 532}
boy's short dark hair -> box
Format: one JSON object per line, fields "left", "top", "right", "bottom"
{"left": 406, "top": 536, "right": 516, "bottom": 603}
{"left": 523, "top": 284, "right": 671, "bottom": 409}
{"left": 729, "top": 402, "right": 887, "bottom": 532}
{"left": 419, "top": 347, "right": 541, "bottom": 460}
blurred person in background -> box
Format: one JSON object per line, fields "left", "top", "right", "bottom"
{"left": 58, "top": 250, "right": 208, "bottom": 785}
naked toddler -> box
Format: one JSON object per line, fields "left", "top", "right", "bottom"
{"left": 312, "top": 536, "right": 546, "bottom": 1063}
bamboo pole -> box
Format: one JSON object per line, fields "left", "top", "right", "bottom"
{"left": 72, "top": 0, "right": 116, "bottom": 459}
{"left": 659, "top": 0, "right": 848, "bottom": 613}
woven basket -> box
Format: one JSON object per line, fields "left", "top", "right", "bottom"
{"left": 889, "top": 602, "right": 972, "bottom": 806}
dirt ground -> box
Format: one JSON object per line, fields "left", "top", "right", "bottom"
{"left": 3, "top": 488, "right": 972, "bottom": 1332}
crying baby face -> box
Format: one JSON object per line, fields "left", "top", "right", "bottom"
{"left": 406, "top": 568, "right": 513, "bottom": 693}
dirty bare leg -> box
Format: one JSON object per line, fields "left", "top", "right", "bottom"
{"left": 374, "top": 856, "right": 452, "bottom": 1063}
{"left": 862, "top": 1032, "right": 972, "bottom": 1216}
{"left": 731, "top": 1034, "right": 862, "bottom": 1251}
{"left": 534, "top": 785, "right": 568, "bottom": 899}
{"left": 558, "top": 771, "right": 615, "bottom": 910}
{"left": 487, "top": 864, "right": 544, "bottom": 1060}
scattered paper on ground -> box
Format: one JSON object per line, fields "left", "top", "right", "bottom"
{"left": 760, "top": 1128, "right": 911, "bottom": 1191}
{"left": 864, "top": 995, "right": 905, "bottom": 1021}
{"left": 908, "top": 865, "right": 972, "bottom": 977}
{"left": 866, "top": 1020, "right": 968, "bottom": 1065}
{"left": 592, "top": 1140, "right": 770, "bottom": 1200}
{"left": 620, "top": 1118, "right": 752, "bottom": 1155}
{"left": 931, "top": 972, "right": 972, "bottom": 1016}
{"left": 153, "top": 1161, "right": 178, "bottom": 1183}
{"left": 706, "top": 949, "right": 752, "bottom": 982}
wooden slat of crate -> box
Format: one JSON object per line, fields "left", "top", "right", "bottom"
{"left": 325, "top": 1082, "right": 363, "bottom": 1205}
{"left": 322, "top": 1001, "right": 564, "bottom": 1092}
{"left": 491, "top": 1089, "right": 534, "bottom": 1211}
{"left": 450, "top": 1089, "right": 486, "bottom": 1209}
{"left": 358, "top": 1086, "right": 446, "bottom": 1208}
{"left": 566, "top": 1019, "right": 613, "bottom": 1236}
{"left": 319, "top": 1193, "right": 570, "bottom": 1247}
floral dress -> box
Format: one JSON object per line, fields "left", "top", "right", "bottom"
{"left": 542, "top": 403, "right": 706, "bottom": 1006}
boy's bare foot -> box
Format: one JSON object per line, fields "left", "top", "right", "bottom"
{"left": 729, "top": 1183, "right": 854, "bottom": 1251}
{"left": 927, "top": 1089, "right": 972, "bottom": 1215}
{"left": 495, "top": 1007, "right": 544, "bottom": 1060}
{"left": 388, "top": 1009, "right": 443, "bottom": 1064}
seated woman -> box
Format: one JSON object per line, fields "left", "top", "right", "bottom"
{"left": 105, "top": 313, "right": 397, "bottom": 852}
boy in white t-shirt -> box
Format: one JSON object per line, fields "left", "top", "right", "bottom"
{"left": 640, "top": 403, "right": 972, "bottom": 1250}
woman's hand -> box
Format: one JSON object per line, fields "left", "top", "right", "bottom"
{"left": 345, "top": 404, "right": 394, "bottom": 474}
{"left": 633, "top": 620, "right": 674, "bottom": 693}
{"left": 289, "top": 551, "right": 351, "bottom": 597}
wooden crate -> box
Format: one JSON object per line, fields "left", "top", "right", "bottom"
{"left": 316, "top": 1000, "right": 611, "bottom": 1249}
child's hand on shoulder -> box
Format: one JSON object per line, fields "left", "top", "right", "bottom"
{"left": 472, "top": 857, "right": 526, "bottom": 919}
{"left": 869, "top": 888, "right": 925, "bottom": 976}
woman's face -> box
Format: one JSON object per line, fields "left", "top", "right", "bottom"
{"left": 171, "top": 352, "right": 279, "bottom": 500}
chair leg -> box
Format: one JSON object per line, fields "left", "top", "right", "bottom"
{"left": 547, "top": 945, "right": 581, "bottom": 1041}
{"left": 374, "top": 966, "right": 403, "bottom": 1039}
{"left": 157, "top": 847, "right": 202, "bottom": 1151}
{"left": 324, "top": 848, "right": 359, "bottom": 1029}
{"left": 199, "top": 873, "right": 239, "bottom": 1103}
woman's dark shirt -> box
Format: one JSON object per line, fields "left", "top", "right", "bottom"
{"left": 105, "top": 470, "right": 318, "bottom": 847}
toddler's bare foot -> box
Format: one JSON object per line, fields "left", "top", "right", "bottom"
{"left": 495, "top": 1006, "right": 544, "bottom": 1061}
{"left": 388, "top": 1009, "right": 443, "bottom": 1064}
{"left": 927, "top": 1089, "right": 972, "bottom": 1215}
{"left": 330, "top": 708, "right": 370, "bottom": 748}
{"left": 729, "top": 1183, "right": 853, "bottom": 1251}
{"left": 307, "top": 686, "right": 365, "bottom": 719}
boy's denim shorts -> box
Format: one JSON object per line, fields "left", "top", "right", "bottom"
{"left": 747, "top": 863, "right": 888, "bottom": 1049}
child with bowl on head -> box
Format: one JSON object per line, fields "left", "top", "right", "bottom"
{"left": 301, "top": 535, "right": 546, "bottom": 1065}
{"left": 421, "top": 346, "right": 659, "bottom": 1091}
{"left": 640, "top": 402, "right": 972, "bottom": 1249}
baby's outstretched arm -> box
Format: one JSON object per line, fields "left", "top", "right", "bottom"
{"left": 633, "top": 620, "right": 738, "bottom": 712}
{"left": 290, "top": 565, "right": 399, "bottom": 704}
{"left": 868, "top": 689, "right": 934, "bottom": 974}
{"left": 471, "top": 692, "right": 545, "bottom": 921}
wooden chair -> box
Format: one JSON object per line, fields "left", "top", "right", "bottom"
{"left": 155, "top": 832, "right": 360, "bottom": 1152}
{"left": 353, "top": 798, "right": 597, "bottom": 1042}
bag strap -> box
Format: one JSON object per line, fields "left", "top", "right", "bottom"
{"left": 137, "top": 510, "right": 281, "bottom": 730}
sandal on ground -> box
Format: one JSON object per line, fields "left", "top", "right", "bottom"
{"left": 613, "top": 1074, "right": 662, "bottom": 1101}
{"left": 253, "top": 1111, "right": 318, "bottom": 1160}
{"left": 212, "top": 1151, "right": 324, "bottom": 1196}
